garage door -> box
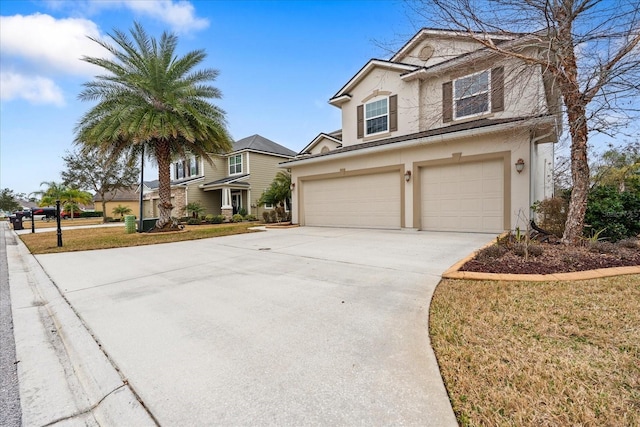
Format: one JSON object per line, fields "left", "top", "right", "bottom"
{"left": 302, "top": 172, "right": 401, "bottom": 229}
{"left": 421, "top": 159, "right": 503, "bottom": 232}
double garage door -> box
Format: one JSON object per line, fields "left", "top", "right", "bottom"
{"left": 302, "top": 172, "right": 401, "bottom": 229}
{"left": 300, "top": 159, "right": 504, "bottom": 233}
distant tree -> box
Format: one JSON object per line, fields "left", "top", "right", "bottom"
{"left": 112, "top": 204, "right": 133, "bottom": 220}
{"left": 34, "top": 181, "right": 93, "bottom": 219}
{"left": 408, "top": 0, "right": 640, "bottom": 244}
{"left": 0, "top": 188, "right": 22, "bottom": 212}
{"left": 62, "top": 149, "right": 139, "bottom": 223}
{"left": 591, "top": 141, "right": 640, "bottom": 192}
{"left": 75, "top": 23, "right": 232, "bottom": 231}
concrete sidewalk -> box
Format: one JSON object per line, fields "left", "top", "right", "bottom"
{"left": 30, "top": 226, "right": 490, "bottom": 426}
{"left": 3, "top": 222, "right": 155, "bottom": 426}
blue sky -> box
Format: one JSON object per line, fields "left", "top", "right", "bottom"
{"left": 1, "top": 0, "right": 417, "bottom": 196}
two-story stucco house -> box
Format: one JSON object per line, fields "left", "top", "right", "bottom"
{"left": 284, "top": 28, "right": 561, "bottom": 233}
{"left": 142, "top": 134, "right": 296, "bottom": 220}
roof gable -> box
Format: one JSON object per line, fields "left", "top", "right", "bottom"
{"left": 299, "top": 133, "right": 343, "bottom": 155}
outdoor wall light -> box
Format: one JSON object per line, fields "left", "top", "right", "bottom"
{"left": 290, "top": 183, "right": 295, "bottom": 190}
{"left": 404, "top": 170, "right": 412, "bottom": 182}
{"left": 515, "top": 158, "right": 525, "bottom": 173}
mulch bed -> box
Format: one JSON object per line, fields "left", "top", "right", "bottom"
{"left": 461, "top": 238, "right": 640, "bottom": 275}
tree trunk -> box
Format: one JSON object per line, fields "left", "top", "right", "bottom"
{"left": 101, "top": 199, "right": 107, "bottom": 223}
{"left": 155, "top": 139, "right": 174, "bottom": 229}
{"left": 557, "top": 7, "right": 589, "bottom": 245}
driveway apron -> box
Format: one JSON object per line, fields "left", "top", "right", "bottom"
{"left": 36, "top": 227, "right": 490, "bottom": 426}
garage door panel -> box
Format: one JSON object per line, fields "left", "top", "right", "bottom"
{"left": 421, "top": 159, "right": 504, "bottom": 233}
{"left": 303, "top": 172, "right": 401, "bottom": 229}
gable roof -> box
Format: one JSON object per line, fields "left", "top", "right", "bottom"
{"left": 93, "top": 187, "right": 138, "bottom": 202}
{"left": 299, "top": 132, "right": 343, "bottom": 155}
{"left": 230, "top": 134, "right": 297, "bottom": 157}
{"left": 329, "top": 59, "right": 418, "bottom": 105}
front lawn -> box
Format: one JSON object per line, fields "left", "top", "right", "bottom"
{"left": 431, "top": 275, "right": 640, "bottom": 426}
{"left": 19, "top": 222, "right": 260, "bottom": 254}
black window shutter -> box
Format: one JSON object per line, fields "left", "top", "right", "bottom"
{"left": 491, "top": 66, "right": 505, "bottom": 112}
{"left": 442, "top": 81, "right": 453, "bottom": 123}
{"left": 357, "top": 105, "right": 364, "bottom": 138}
{"left": 389, "top": 95, "right": 398, "bottom": 132}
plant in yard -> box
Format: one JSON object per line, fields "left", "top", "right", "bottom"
{"left": 34, "top": 181, "right": 93, "bottom": 220}
{"left": 185, "top": 202, "right": 205, "bottom": 219}
{"left": 262, "top": 211, "right": 271, "bottom": 223}
{"left": 258, "top": 171, "right": 291, "bottom": 219}
{"left": 238, "top": 207, "right": 247, "bottom": 217}
{"left": 112, "top": 204, "right": 133, "bottom": 220}
{"left": 75, "top": 22, "right": 232, "bottom": 232}
{"left": 231, "top": 214, "right": 243, "bottom": 223}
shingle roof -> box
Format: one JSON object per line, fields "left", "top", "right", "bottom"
{"left": 202, "top": 174, "right": 250, "bottom": 186}
{"left": 93, "top": 187, "right": 138, "bottom": 202}
{"left": 231, "top": 134, "right": 297, "bottom": 157}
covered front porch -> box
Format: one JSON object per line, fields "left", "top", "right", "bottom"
{"left": 200, "top": 175, "right": 251, "bottom": 220}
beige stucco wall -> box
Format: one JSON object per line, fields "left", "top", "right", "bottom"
{"left": 100, "top": 200, "right": 140, "bottom": 219}
{"left": 340, "top": 68, "right": 420, "bottom": 147}
{"left": 308, "top": 137, "right": 341, "bottom": 155}
{"left": 398, "top": 36, "right": 483, "bottom": 67}
{"left": 290, "top": 128, "right": 534, "bottom": 231}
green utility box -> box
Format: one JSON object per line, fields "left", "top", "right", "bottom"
{"left": 141, "top": 218, "right": 158, "bottom": 232}
{"left": 124, "top": 215, "right": 136, "bottom": 234}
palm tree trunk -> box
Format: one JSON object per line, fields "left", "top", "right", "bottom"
{"left": 155, "top": 139, "right": 174, "bottom": 229}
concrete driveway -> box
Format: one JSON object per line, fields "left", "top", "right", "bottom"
{"left": 36, "top": 227, "right": 490, "bottom": 426}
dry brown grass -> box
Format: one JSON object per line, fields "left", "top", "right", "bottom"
{"left": 16, "top": 217, "right": 104, "bottom": 229}
{"left": 19, "top": 222, "right": 260, "bottom": 254}
{"left": 430, "top": 275, "right": 640, "bottom": 427}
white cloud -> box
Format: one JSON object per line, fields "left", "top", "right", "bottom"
{"left": 0, "top": 72, "right": 65, "bottom": 106}
{"left": 121, "top": 0, "right": 209, "bottom": 33}
{"left": 0, "top": 14, "right": 109, "bottom": 77}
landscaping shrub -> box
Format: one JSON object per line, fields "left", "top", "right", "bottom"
{"left": 244, "top": 214, "right": 258, "bottom": 221}
{"left": 80, "top": 211, "right": 103, "bottom": 218}
{"left": 204, "top": 214, "right": 215, "bottom": 223}
{"left": 187, "top": 217, "right": 201, "bottom": 225}
{"left": 269, "top": 210, "right": 277, "bottom": 223}
{"left": 205, "top": 214, "right": 224, "bottom": 224}
{"left": 513, "top": 242, "right": 543, "bottom": 258}
{"left": 238, "top": 207, "right": 247, "bottom": 217}
{"left": 262, "top": 211, "right": 271, "bottom": 223}
{"left": 231, "top": 214, "right": 243, "bottom": 223}
{"left": 532, "top": 197, "right": 568, "bottom": 237}
{"left": 618, "top": 238, "right": 639, "bottom": 249}
{"left": 588, "top": 241, "right": 618, "bottom": 255}
{"left": 585, "top": 185, "right": 640, "bottom": 242}
{"left": 475, "top": 245, "right": 507, "bottom": 261}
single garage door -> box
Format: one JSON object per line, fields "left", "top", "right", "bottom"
{"left": 303, "top": 172, "right": 401, "bottom": 229}
{"left": 421, "top": 159, "right": 503, "bottom": 232}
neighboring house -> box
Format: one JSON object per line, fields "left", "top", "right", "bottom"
{"left": 284, "top": 28, "right": 561, "bottom": 233}
{"left": 93, "top": 187, "right": 140, "bottom": 218}
{"left": 141, "top": 135, "right": 296, "bottom": 219}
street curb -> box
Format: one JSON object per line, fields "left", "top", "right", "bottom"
{"left": 442, "top": 235, "right": 640, "bottom": 281}
{"left": 7, "top": 228, "right": 156, "bottom": 426}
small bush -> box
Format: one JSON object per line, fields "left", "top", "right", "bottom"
{"left": 476, "top": 245, "right": 508, "bottom": 262}
{"left": 588, "top": 241, "right": 618, "bottom": 255}
{"left": 187, "top": 217, "right": 201, "bottom": 225}
{"left": 585, "top": 185, "right": 640, "bottom": 242}
{"left": 245, "top": 214, "right": 258, "bottom": 221}
{"left": 105, "top": 216, "right": 119, "bottom": 222}
{"left": 617, "top": 238, "right": 639, "bottom": 249}
{"left": 513, "top": 242, "right": 543, "bottom": 258}
{"left": 80, "top": 211, "right": 103, "bottom": 218}
{"left": 533, "top": 197, "right": 568, "bottom": 237}
{"left": 262, "top": 211, "right": 271, "bottom": 223}
{"left": 204, "top": 214, "right": 215, "bottom": 222}
{"left": 269, "top": 210, "right": 277, "bottom": 223}
{"left": 207, "top": 215, "right": 224, "bottom": 224}
{"left": 238, "top": 207, "right": 247, "bottom": 217}
{"left": 231, "top": 214, "right": 243, "bottom": 223}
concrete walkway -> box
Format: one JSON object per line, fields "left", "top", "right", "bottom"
{"left": 10, "top": 224, "right": 491, "bottom": 425}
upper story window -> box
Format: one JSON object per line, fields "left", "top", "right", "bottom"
{"left": 453, "top": 70, "right": 490, "bottom": 119}
{"left": 365, "top": 98, "right": 388, "bottom": 135}
{"left": 229, "top": 154, "right": 242, "bottom": 175}
{"left": 175, "top": 161, "right": 185, "bottom": 179}
{"left": 189, "top": 157, "right": 199, "bottom": 176}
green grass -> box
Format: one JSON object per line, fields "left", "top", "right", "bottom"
{"left": 19, "top": 222, "right": 261, "bottom": 254}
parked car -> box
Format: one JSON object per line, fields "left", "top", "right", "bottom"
{"left": 31, "top": 207, "right": 58, "bottom": 221}
{"left": 61, "top": 210, "right": 82, "bottom": 219}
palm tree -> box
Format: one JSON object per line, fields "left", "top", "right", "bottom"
{"left": 75, "top": 23, "right": 232, "bottom": 230}
{"left": 112, "top": 204, "right": 133, "bottom": 220}
{"left": 34, "top": 183, "right": 93, "bottom": 220}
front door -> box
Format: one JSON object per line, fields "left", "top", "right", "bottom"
{"left": 231, "top": 192, "right": 242, "bottom": 215}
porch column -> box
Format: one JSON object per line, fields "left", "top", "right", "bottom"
{"left": 221, "top": 187, "right": 233, "bottom": 221}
